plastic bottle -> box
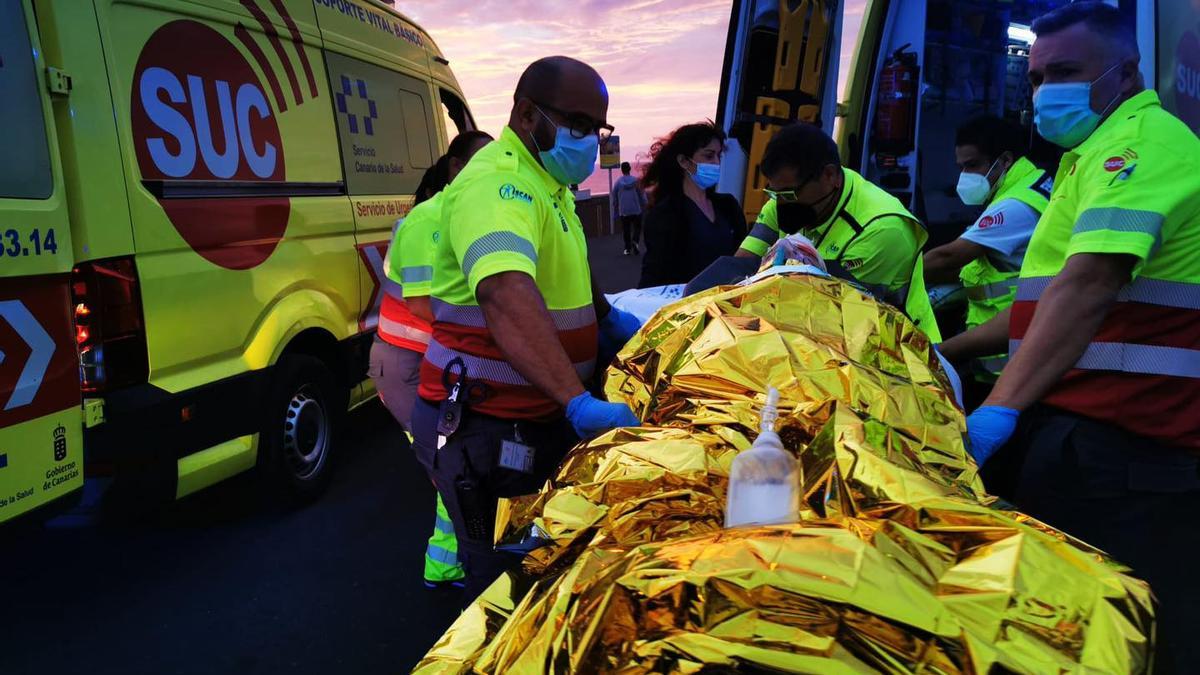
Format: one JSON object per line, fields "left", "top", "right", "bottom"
{"left": 724, "top": 387, "right": 801, "bottom": 528}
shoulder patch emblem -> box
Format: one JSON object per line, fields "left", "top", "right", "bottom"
{"left": 1103, "top": 156, "right": 1126, "bottom": 172}
{"left": 978, "top": 212, "right": 1004, "bottom": 229}
{"left": 499, "top": 183, "right": 533, "bottom": 203}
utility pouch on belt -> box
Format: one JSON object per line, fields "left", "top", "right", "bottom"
{"left": 436, "top": 357, "right": 487, "bottom": 449}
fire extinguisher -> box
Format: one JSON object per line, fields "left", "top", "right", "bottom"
{"left": 874, "top": 44, "right": 919, "bottom": 155}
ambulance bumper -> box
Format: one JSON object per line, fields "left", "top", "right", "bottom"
{"left": 84, "top": 367, "right": 272, "bottom": 470}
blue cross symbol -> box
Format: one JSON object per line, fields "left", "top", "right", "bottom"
{"left": 335, "top": 76, "right": 378, "bottom": 136}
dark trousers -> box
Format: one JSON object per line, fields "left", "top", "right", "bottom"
{"left": 410, "top": 399, "right": 578, "bottom": 602}
{"left": 1013, "top": 407, "right": 1200, "bottom": 674}
{"left": 621, "top": 214, "right": 641, "bottom": 248}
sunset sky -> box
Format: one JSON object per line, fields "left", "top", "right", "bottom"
{"left": 407, "top": 0, "right": 866, "bottom": 189}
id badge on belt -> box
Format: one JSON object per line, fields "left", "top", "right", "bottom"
{"left": 497, "top": 424, "right": 536, "bottom": 474}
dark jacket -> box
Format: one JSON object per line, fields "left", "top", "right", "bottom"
{"left": 638, "top": 191, "right": 747, "bottom": 288}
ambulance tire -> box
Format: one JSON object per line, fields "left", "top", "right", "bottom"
{"left": 258, "top": 354, "right": 342, "bottom": 504}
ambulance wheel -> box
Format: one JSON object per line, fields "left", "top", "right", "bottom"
{"left": 258, "top": 354, "right": 341, "bottom": 503}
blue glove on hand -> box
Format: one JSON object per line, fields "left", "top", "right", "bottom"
{"left": 599, "top": 306, "right": 643, "bottom": 351}
{"left": 566, "top": 392, "right": 640, "bottom": 439}
{"left": 597, "top": 306, "right": 644, "bottom": 368}
{"left": 965, "top": 406, "right": 1020, "bottom": 466}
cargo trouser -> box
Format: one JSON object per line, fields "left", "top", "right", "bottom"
{"left": 1013, "top": 407, "right": 1200, "bottom": 675}
{"left": 368, "top": 336, "right": 423, "bottom": 432}
{"left": 411, "top": 398, "right": 579, "bottom": 602}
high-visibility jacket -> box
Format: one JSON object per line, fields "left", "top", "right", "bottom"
{"left": 960, "top": 157, "right": 1052, "bottom": 377}
{"left": 740, "top": 168, "right": 941, "bottom": 342}
{"left": 377, "top": 194, "right": 439, "bottom": 352}
{"left": 1010, "top": 90, "right": 1200, "bottom": 449}
{"left": 418, "top": 127, "right": 597, "bottom": 420}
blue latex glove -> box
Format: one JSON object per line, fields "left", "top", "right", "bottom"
{"left": 965, "top": 406, "right": 1020, "bottom": 466}
{"left": 566, "top": 392, "right": 640, "bottom": 439}
{"left": 599, "top": 306, "right": 642, "bottom": 350}
{"left": 597, "top": 306, "right": 644, "bottom": 367}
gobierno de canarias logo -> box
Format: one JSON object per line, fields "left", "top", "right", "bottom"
{"left": 130, "top": 1, "right": 318, "bottom": 270}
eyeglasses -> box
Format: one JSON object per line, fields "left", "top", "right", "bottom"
{"left": 535, "top": 101, "right": 614, "bottom": 140}
{"left": 762, "top": 170, "right": 822, "bottom": 203}
{"left": 762, "top": 187, "right": 804, "bottom": 203}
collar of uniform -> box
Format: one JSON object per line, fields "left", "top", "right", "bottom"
{"left": 499, "top": 126, "right": 566, "bottom": 196}
{"left": 808, "top": 166, "right": 855, "bottom": 235}
{"left": 994, "top": 156, "right": 1038, "bottom": 196}
{"left": 1071, "top": 89, "right": 1161, "bottom": 157}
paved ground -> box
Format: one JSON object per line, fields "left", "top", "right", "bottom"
{"left": 3, "top": 403, "right": 461, "bottom": 674}
{"left": 589, "top": 231, "right": 643, "bottom": 294}
{"left": 1, "top": 234, "right": 637, "bottom": 675}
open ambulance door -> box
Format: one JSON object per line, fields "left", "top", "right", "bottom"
{"left": 0, "top": 0, "right": 84, "bottom": 525}
{"left": 717, "top": 0, "right": 844, "bottom": 225}
{"left": 840, "top": 0, "right": 1143, "bottom": 250}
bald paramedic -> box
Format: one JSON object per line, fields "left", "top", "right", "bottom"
{"left": 409, "top": 56, "right": 641, "bottom": 601}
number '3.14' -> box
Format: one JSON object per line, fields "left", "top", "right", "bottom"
{"left": 4, "top": 229, "right": 58, "bottom": 257}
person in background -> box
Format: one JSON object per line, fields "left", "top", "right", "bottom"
{"left": 924, "top": 115, "right": 1053, "bottom": 405}
{"left": 941, "top": 5, "right": 1200, "bottom": 670}
{"left": 638, "top": 122, "right": 746, "bottom": 287}
{"left": 736, "top": 123, "right": 941, "bottom": 342}
{"left": 372, "top": 129, "right": 493, "bottom": 589}
{"left": 611, "top": 161, "right": 646, "bottom": 255}
{"left": 410, "top": 56, "right": 641, "bottom": 601}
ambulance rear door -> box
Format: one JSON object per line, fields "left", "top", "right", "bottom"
{"left": 0, "top": 0, "right": 84, "bottom": 524}
{"left": 717, "top": 0, "right": 845, "bottom": 225}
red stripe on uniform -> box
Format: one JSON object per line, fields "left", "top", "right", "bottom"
{"left": 432, "top": 323, "right": 598, "bottom": 364}
{"left": 420, "top": 320, "right": 599, "bottom": 420}
{"left": 417, "top": 360, "right": 561, "bottom": 420}
{"left": 1044, "top": 371, "right": 1200, "bottom": 448}
{"left": 1012, "top": 300, "right": 1200, "bottom": 349}
{"left": 379, "top": 294, "right": 431, "bottom": 352}
{"left": 1012, "top": 298, "right": 1200, "bottom": 449}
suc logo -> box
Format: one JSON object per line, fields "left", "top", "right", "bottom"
{"left": 131, "top": 14, "right": 310, "bottom": 270}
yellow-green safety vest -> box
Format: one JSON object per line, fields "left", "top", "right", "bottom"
{"left": 743, "top": 168, "right": 941, "bottom": 342}
{"left": 959, "top": 156, "right": 1051, "bottom": 377}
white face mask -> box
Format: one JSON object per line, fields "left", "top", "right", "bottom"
{"left": 956, "top": 158, "right": 1002, "bottom": 206}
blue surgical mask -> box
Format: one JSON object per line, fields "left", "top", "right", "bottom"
{"left": 532, "top": 106, "right": 598, "bottom": 186}
{"left": 1034, "top": 62, "right": 1122, "bottom": 148}
{"left": 690, "top": 162, "right": 721, "bottom": 190}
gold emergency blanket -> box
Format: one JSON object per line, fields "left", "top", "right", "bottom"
{"left": 415, "top": 274, "right": 1154, "bottom": 674}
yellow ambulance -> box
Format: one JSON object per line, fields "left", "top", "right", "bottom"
{"left": 0, "top": 0, "right": 475, "bottom": 522}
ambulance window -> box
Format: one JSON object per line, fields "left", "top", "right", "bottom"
{"left": 324, "top": 52, "right": 437, "bottom": 196}
{"left": 440, "top": 89, "right": 475, "bottom": 141}
{"left": 0, "top": 1, "right": 53, "bottom": 199}
{"left": 398, "top": 88, "right": 434, "bottom": 170}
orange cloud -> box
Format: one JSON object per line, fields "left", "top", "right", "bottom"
{"left": 405, "top": 0, "right": 868, "bottom": 187}
{"left": 406, "top": 0, "right": 731, "bottom": 162}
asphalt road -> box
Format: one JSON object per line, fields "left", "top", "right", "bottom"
{"left": 1, "top": 234, "right": 641, "bottom": 675}
{"left": 3, "top": 402, "right": 462, "bottom": 674}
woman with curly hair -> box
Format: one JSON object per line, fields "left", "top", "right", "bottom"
{"left": 637, "top": 122, "right": 746, "bottom": 287}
